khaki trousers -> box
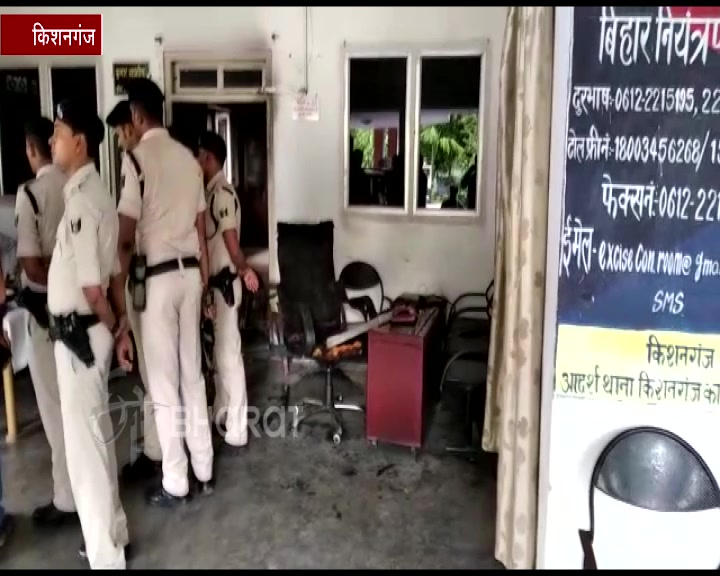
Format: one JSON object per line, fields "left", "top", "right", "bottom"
{"left": 124, "top": 282, "right": 162, "bottom": 462}
{"left": 55, "top": 324, "right": 128, "bottom": 570}
{"left": 212, "top": 278, "right": 248, "bottom": 446}
{"left": 140, "top": 266, "right": 213, "bottom": 497}
{"left": 28, "top": 315, "right": 75, "bottom": 512}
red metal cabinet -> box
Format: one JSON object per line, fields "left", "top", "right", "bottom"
{"left": 366, "top": 308, "right": 442, "bottom": 449}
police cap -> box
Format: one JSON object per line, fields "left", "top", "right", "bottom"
{"left": 198, "top": 131, "right": 227, "bottom": 165}
{"left": 124, "top": 78, "right": 164, "bottom": 122}
{"left": 56, "top": 99, "right": 105, "bottom": 149}
{"left": 105, "top": 100, "right": 132, "bottom": 127}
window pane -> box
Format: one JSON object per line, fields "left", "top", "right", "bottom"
{"left": 0, "top": 68, "right": 41, "bottom": 196}
{"left": 51, "top": 66, "right": 100, "bottom": 171}
{"left": 347, "top": 57, "right": 407, "bottom": 208}
{"left": 178, "top": 68, "right": 218, "bottom": 89}
{"left": 416, "top": 55, "right": 481, "bottom": 212}
{"left": 223, "top": 69, "right": 263, "bottom": 89}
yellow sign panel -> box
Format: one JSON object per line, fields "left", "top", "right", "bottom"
{"left": 554, "top": 324, "right": 720, "bottom": 409}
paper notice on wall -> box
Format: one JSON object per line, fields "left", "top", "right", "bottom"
{"left": 292, "top": 93, "right": 319, "bottom": 121}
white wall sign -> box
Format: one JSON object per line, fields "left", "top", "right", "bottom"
{"left": 292, "top": 93, "right": 319, "bottom": 121}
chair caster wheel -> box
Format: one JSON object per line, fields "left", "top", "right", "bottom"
{"left": 332, "top": 430, "right": 342, "bottom": 446}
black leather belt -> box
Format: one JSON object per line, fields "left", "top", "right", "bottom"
{"left": 48, "top": 312, "right": 100, "bottom": 341}
{"left": 146, "top": 257, "right": 199, "bottom": 279}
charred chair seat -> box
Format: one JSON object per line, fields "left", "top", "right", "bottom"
{"left": 271, "top": 221, "right": 369, "bottom": 445}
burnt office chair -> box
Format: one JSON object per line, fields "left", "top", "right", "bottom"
{"left": 272, "top": 221, "right": 366, "bottom": 445}
{"left": 580, "top": 427, "right": 720, "bottom": 569}
{"left": 339, "top": 261, "right": 393, "bottom": 323}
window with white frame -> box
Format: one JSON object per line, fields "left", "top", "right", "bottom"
{"left": 172, "top": 61, "right": 266, "bottom": 95}
{"left": 345, "top": 54, "right": 409, "bottom": 211}
{"left": 343, "top": 44, "right": 486, "bottom": 218}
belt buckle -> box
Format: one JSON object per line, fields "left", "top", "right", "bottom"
{"left": 178, "top": 257, "right": 185, "bottom": 272}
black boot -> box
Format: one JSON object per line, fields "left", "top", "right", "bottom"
{"left": 121, "top": 453, "right": 161, "bottom": 484}
{"left": 32, "top": 502, "right": 79, "bottom": 528}
{"left": 145, "top": 486, "right": 189, "bottom": 508}
{"left": 196, "top": 477, "right": 215, "bottom": 496}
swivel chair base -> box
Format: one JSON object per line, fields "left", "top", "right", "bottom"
{"left": 290, "top": 364, "right": 364, "bottom": 445}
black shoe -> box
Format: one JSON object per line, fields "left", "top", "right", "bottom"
{"left": 145, "top": 486, "right": 189, "bottom": 508}
{"left": 0, "top": 514, "right": 15, "bottom": 549}
{"left": 121, "top": 453, "right": 161, "bottom": 484}
{"left": 32, "top": 502, "right": 79, "bottom": 528}
{"left": 78, "top": 541, "right": 133, "bottom": 561}
{"left": 196, "top": 478, "right": 215, "bottom": 496}
{"left": 219, "top": 442, "right": 248, "bottom": 458}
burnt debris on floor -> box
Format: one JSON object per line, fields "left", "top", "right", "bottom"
{"left": 0, "top": 352, "right": 501, "bottom": 569}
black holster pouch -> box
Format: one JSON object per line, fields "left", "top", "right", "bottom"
{"left": 129, "top": 254, "right": 147, "bottom": 313}
{"left": 209, "top": 267, "right": 236, "bottom": 307}
{"left": 16, "top": 287, "right": 50, "bottom": 330}
{"left": 48, "top": 312, "right": 98, "bottom": 368}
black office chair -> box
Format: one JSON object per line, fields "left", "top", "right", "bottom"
{"left": 272, "top": 221, "right": 366, "bottom": 445}
{"left": 445, "top": 280, "right": 494, "bottom": 357}
{"left": 580, "top": 426, "right": 720, "bottom": 569}
{"left": 440, "top": 349, "right": 487, "bottom": 458}
{"left": 338, "top": 261, "right": 393, "bottom": 322}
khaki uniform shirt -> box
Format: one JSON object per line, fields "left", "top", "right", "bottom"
{"left": 117, "top": 128, "right": 206, "bottom": 267}
{"left": 15, "top": 164, "right": 67, "bottom": 291}
{"left": 47, "top": 163, "right": 119, "bottom": 316}
{"left": 205, "top": 171, "right": 240, "bottom": 277}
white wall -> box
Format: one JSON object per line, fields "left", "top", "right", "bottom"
{"left": 0, "top": 6, "right": 506, "bottom": 300}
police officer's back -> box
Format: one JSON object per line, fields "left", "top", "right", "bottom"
{"left": 116, "top": 78, "right": 214, "bottom": 507}
{"left": 118, "top": 82, "right": 206, "bottom": 268}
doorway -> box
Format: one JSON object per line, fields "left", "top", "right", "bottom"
{"left": 0, "top": 68, "right": 41, "bottom": 197}
{"left": 170, "top": 101, "right": 269, "bottom": 252}
{"left": 49, "top": 66, "right": 100, "bottom": 170}
{"left": 0, "top": 62, "right": 100, "bottom": 197}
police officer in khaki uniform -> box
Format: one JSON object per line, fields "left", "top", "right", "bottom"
{"left": 15, "top": 117, "right": 78, "bottom": 527}
{"left": 114, "top": 78, "right": 214, "bottom": 507}
{"left": 48, "top": 100, "right": 129, "bottom": 569}
{"left": 105, "top": 101, "right": 163, "bottom": 483}
{"left": 196, "top": 132, "right": 259, "bottom": 454}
